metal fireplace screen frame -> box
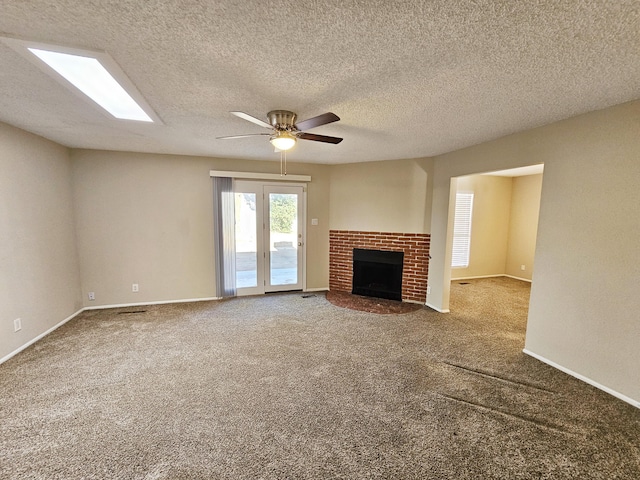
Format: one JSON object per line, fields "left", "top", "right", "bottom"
{"left": 352, "top": 248, "right": 404, "bottom": 301}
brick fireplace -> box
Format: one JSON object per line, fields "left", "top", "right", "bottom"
{"left": 329, "top": 230, "right": 430, "bottom": 303}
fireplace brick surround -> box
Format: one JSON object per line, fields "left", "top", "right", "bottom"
{"left": 329, "top": 230, "right": 430, "bottom": 303}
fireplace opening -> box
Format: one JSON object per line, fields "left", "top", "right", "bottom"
{"left": 352, "top": 248, "right": 404, "bottom": 301}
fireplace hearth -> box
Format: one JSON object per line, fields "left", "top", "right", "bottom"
{"left": 352, "top": 248, "right": 404, "bottom": 301}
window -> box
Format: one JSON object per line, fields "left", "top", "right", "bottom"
{"left": 0, "top": 37, "right": 159, "bottom": 123}
{"left": 452, "top": 192, "right": 474, "bottom": 268}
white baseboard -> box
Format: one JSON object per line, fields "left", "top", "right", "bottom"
{"left": 0, "top": 308, "right": 84, "bottom": 365}
{"left": 304, "top": 288, "right": 329, "bottom": 293}
{"left": 425, "top": 302, "right": 450, "bottom": 313}
{"left": 523, "top": 349, "right": 640, "bottom": 409}
{"left": 451, "top": 274, "right": 532, "bottom": 283}
{"left": 504, "top": 275, "right": 532, "bottom": 283}
{"left": 451, "top": 274, "right": 503, "bottom": 281}
{"left": 83, "top": 296, "right": 220, "bottom": 310}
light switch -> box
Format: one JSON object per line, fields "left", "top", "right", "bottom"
{"left": 311, "top": 218, "right": 318, "bottom": 225}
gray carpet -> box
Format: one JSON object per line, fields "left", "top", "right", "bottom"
{"left": 1, "top": 278, "right": 638, "bottom": 479}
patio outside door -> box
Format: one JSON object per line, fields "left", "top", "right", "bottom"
{"left": 234, "top": 181, "right": 304, "bottom": 296}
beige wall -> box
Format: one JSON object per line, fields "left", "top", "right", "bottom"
{"left": 525, "top": 105, "right": 639, "bottom": 403}
{"left": 452, "top": 175, "right": 512, "bottom": 279}
{"left": 329, "top": 158, "right": 433, "bottom": 233}
{"left": 0, "top": 122, "right": 82, "bottom": 361}
{"left": 505, "top": 174, "right": 543, "bottom": 280}
{"left": 428, "top": 100, "right": 640, "bottom": 403}
{"left": 71, "top": 150, "right": 330, "bottom": 307}
{"left": 71, "top": 152, "right": 434, "bottom": 309}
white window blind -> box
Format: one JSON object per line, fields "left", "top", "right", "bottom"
{"left": 452, "top": 192, "right": 474, "bottom": 268}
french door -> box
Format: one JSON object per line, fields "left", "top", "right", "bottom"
{"left": 234, "top": 181, "right": 305, "bottom": 296}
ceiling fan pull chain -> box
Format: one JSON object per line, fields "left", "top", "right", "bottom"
{"left": 284, "top": 149, "right": 287, "bottom": 176}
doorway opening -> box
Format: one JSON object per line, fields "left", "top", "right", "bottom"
{"left": 448, "top": 164, "right": 544, "bottom": 316}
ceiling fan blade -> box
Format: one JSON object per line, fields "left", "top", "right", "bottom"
{"left": 217, "top": 133, "right": 271, "bottom": 140}
{"left": 230, "top": 111, "right": 272, "bottom": 129}
{"left": 297, "top": 132, "right": 343, "bottom": 144}
{"left": 295, "top": 112, "right": 340, "bottom": 131}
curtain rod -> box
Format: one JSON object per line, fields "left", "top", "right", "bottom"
{"left": 209, "top": 170, "right": 311, "bottom": 182}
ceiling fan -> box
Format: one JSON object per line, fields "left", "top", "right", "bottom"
{"left": 218, "top": 110, "right": 343, "bottom": 151}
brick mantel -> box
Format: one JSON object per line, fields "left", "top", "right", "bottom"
{"left": 329, "top": 230, "right": 430, "bottom": 303}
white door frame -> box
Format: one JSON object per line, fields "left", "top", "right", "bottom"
{"left": 234, "top": 180, "right": 307, "bottom": 296}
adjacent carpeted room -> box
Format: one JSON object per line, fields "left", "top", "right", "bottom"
{"left": 1, "top": 277, "right": 638, "bottom": 479}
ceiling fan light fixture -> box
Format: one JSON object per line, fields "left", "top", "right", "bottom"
{"left": 270, "top": 131, "right": 296, "bottom": 151}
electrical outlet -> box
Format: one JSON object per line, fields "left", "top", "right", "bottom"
{"left": 132, "top": 283, "right": 139, "bottom": 293}
{"left": 14, "top": 318, "right": 21, "bottom": 332}
{"left": 88, "top": 292, "right": 95, "bottom": 301}
{"left": 427, "top": 286, "right": 431, "bottom": 294}
{"left": 520, "top": 264, "right": 526, "bottom": 271}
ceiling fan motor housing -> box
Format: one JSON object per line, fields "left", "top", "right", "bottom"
{"left": 267, "top": 110, "right": 297, "bottom": 130}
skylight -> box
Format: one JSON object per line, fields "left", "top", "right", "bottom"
{"left": 28, "top": 48, "right": 153, "bottom": 122}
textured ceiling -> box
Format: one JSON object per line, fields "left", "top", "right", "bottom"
{"left": 0, "top": 0, "right": 638, "bottom": 164}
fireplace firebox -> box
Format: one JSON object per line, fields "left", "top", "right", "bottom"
{"left": 352, "top": 248, "right": 404, "bottom": 301}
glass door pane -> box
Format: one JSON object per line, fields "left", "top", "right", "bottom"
{"left": 235, "top": 192, "right": 258, "bottom": 289}
{"left": 265, "top": 185, "right": 303, "bottom": 292}
{"left": 269, "top": 193, "right": 298, "bottom": 286}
